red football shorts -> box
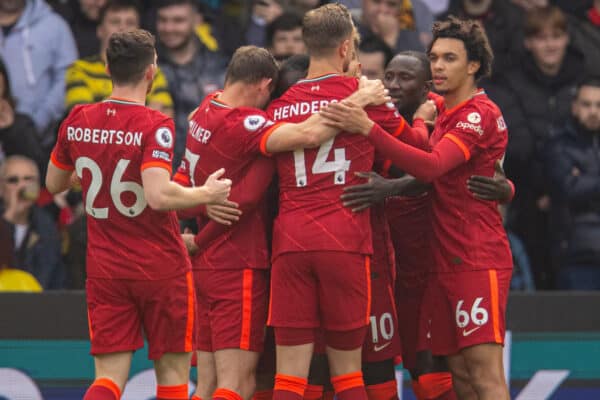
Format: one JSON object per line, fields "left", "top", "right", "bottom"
{"left": 268, "top": 251, "right": 371, "bottom": 331}
{"left": 195, "top": 268, "right": 268, "bottom": 352}
{"left": 86, "top": 271, "right": 196, "bottom": 360}
{"left": 362, "top": 255, "right": 401, "bottom": 363}
{"left": 426, "top": 269, "right": 512, "bottom": 356}
{"left": 395, "top": 273, "right": 429, "bottom": 371}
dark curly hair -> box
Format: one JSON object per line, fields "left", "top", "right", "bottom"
{"left": 427, "top": 16, "right": 494, "bottom": 82}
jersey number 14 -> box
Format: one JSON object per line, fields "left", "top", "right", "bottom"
{"left": 293, "top": 138, "right": 350, "bottom": 187}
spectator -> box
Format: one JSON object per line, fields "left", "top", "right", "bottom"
{"left": 546, "top": 77, "right": 600, "bottom": 290}
{"left": 357, "top": 36, "right": 393, "bottom": 80}
{"left": 0, "top": 156, "right": 64, "bottom": 289}
{"left": 0, "top": 0, "right": 77, "bottom": 133}
{"left": 155, "top": 0, "right": 227, "bottom": 167}
{"left": 0, "top": 58, "right": 45, "bottom": 175}
{"left": 266, "top": 11, "right": 306, "bottom": 61}
{"left": 246, "top": 0, "right": 284, "bottom": 47}
{"left": 487, "top": 5, "right": 583, "bottom": 288}
{"left": 64, "top": 0, "right": 174, "bottom": 116}
{"left": 499, "top": 205, "right": 535, "bottom": 291}
{"left": 55, "top": 0, "right": 108, "bottom": 57}
{"left": 357, "top": 0, "right": 433, "bottom": 53}
{"left": 439, "top": 0, "right": 524, "bottom": 79}
{"left": 569, "top": 0, "right": 600, "bottom": 75}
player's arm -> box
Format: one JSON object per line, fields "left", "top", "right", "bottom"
{"left": 320, "top": 101, "right": 465, "bottom": 182}
{"left": 340, "top": 172, "right": 431, "bottom": 212}
{"left": 467, "top": 160, "right": 515, "bottom": 203}
{"left": 45, "top": 162, "right": 73, "bottom": 194}
{"left": 142, "top": 167, "right": 231, "bottom": 211}
{"left": 263, "top": 78, "right": 390, "bottom": 154}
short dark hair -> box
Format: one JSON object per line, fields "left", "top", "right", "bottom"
{"left": 155, "top": 0, "right": 197, "bottom": 12}
{"left": 302, "top": 3, "right": 355, "bottom": 57}
{"left": 524, "top": 6, "right": 567, "bottom": 38}
{"left": 397, "top": 50, "right": 432, "bottom": 81}
{"left": 99, "top": 0, "right": 141, "bottom": 25}
{"left": 225, "top": 46, "right": 279, "bottom": 86}
{"left": 359, "top": 36, "right": 393, "bottom": 68}
{"left": 576, "top": 76, "right": 600, "bottom": 96}
{"left": 266, "top": 12, "right": 303, "bottom": 48}
{"left": 428, "top": 16, "right": 493, "bottom": 81}
{"left": 272, "top": 54, "right": 309, "bottom": 99}
{"left": 106, "top": 29, "right": 156, "bottom": 85}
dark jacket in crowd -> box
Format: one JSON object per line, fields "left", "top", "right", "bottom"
{"left": 546, "top": 118, "right": 600, "bottom": 268}
{"left": 569, "top": 13, "right": 600, "bottom": 76}
{"left": 2, "top": 206, "right": 65, "bottom": 289}
{"left": 157, "top": 37, "right": 226, "bottom": 167}
{"left": 440, "top": 0, "right": 524, "bottom": 78}
{"left": 53, "top": 0, "right": 101, "bottom": 58}
{"left": 0, "top": 113, "right": 45, "bottom": 174}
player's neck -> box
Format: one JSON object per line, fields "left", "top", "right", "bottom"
{"left": 444, "top": 83, "right": 478, "bottom": 110}
{"left": 306, "top": 57, "right": 344, "bottom": 79}
{"left": 219, "top": 83, "right": 255, "bottom": 108}
{"left": 109, "top": 85, "right": 147, "bottom": 105}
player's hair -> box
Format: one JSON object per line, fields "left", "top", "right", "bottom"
{"left": 524, "top": 6, "right": 567, "bottom": 38}
{"left": 99, "top": 0, "right": 141, "bottom": 25}
{"left": 302, "top": 3, "right": 355, "bottom": 57}
{"left": 396, "top": 51, "right": 432, "bottom": 81}
{"left": 576, "top": 76, "right": 600, "bottom": 96}
{"left": 106, "top": 29, "right": 156, "bottom": 85}
{"left": 225, "top": 46, "right": 279, "bottom": 87}
{"left": 428, "top": 16, "right": 493, "bottom": 81}
{"left": 272, "top": 54, "right": 309, "bottom": 99}
{"left": 266, "top": 12, "right": 303, "bottom": 48}
{"left": 359, "top": 36, "right": 394, "bottom": 69}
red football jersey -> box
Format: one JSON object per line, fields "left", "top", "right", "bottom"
{"left": 175, "top": 94, "right": 279, "bottom": 270}
{"left": 429, "top": 90, "right": 512, "bottom": 272}
{"left": 50, "top": 99, "right": 190, "bottom": 280}
{"left": 265, "top": 74, "right": 405, "bottom": 257}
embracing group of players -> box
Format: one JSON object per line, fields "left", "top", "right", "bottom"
{"left": 45, "top": 3, "right": 515, "bottom": 400}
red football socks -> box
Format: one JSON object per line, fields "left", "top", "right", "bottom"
{"left": 365, "top": 380, "right": 397, "bottom": 400}
{"left": 83, "top": 378, "right": 121, "bottom": 400}
{"left": 191, "top": 395, "right": 202, "bottom": 400}
{"left": 303, "top": 384, "right": 324, "bottom": 400}
{"left": 213, "top": 388, "right": 243, "bottom": 400}
{"left": 412, "top": 372, "right": 455, "bottom": 400}
{"left": 252, "top": 390, "right": 273, "bottom": 400}
{"left": 331, "top": 371, "right": 368, "bottom": 400}
{"left": 273, "top": 373, "right": 308, "bottom": 400}
{"left": 157, "top": 383, "right": 188, "bottom": 400}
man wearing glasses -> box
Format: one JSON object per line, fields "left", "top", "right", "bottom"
{"left": 0, "top": 155, "right": 64, "bottom": 289}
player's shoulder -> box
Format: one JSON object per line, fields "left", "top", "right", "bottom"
{"left": 64, "top": 102, "right": 98, "bottom": 123}
{"left": 226, "top": 107, "right": 271, "bottom": 134}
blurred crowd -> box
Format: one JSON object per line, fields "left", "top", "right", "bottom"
{"left": 1, "top": 0, "right": 600, "bottom": 291}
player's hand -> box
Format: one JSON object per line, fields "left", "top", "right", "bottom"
{"left": 181, "top": 233, "right": 199, "bottom": 256}
{"left": 357, "top": 76, "right": 391, "bottom": 106}
{"left": 413, "top": 100, "right": 436, "bottom": 123}
{"left": 203, "top": 168, "right": 232, "bottom": 204}
{"left": 70, "top": 171, "right": 81, "bottom": 189}
{"left": 206, "top": 200, "right": 242, "bottom": 225}
{"left": 320, "top": 101, "right": 374, "bottom": 135}
{"left": 467, "top": 159, "right": 512, "bottom": 202}
{"left": 341, "top": 171, "right": 394, "bottom": 212}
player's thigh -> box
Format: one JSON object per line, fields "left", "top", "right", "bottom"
{"left": 214, "top": 348, "right": 261, "bottom": 384}
{"left": 460, "top": 343, "right": 506, "bottom": 384}
{"left": 136, "top": 271, "right": 196, "bottom": 360}
{"left": 207, "top": 269, "right": 269, "bottom": 352}
{"left": 317, "top": 252, "right": 370, "bottom": 331}
{"left": 93, "top": 351, "right": 133, "bottom": 391}
{"left": 268, "top": 253, "right": 319, "bottom": 329}
{"left": 442, "top": 269, "right": 511, "bottom": 352}
{"left": 363, "top": 269, "right": 401, "bottom": 364}
{"left": 86, "top": 278, "right": 144, "bottom": 356}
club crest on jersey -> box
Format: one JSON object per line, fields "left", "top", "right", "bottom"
{"left": 155, "top": 127, "right": 173, "bottom": 148}
{"left": 467, "top": 112, "right": 481, "bottom": 124}
{"left": 244, "top": 115, "right": 266, "bottom": 132}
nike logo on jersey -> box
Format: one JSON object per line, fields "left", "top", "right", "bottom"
{"left": 373, "top": 342, "right": 392, "bottom": 352}
{"left": 463, "top": 326, "right": 482, "bottom": 337}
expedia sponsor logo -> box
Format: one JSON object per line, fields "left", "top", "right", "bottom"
{"left": 456, "top": 121, "right": 484, "bottom": 136}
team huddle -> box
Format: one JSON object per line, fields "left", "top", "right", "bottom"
{"left": 45, "top": 4, "right": 513, "bottom": 400}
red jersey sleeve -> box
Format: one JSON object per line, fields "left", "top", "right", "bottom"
{"left": 50, "top": 116, "right": 75, "bottom": 171}
{"left": 232, "top": 109, "right": 283, "bottom": 156}
{"left": 366, "top": 102, "right": 429, "bottom": 149}
{"left": 141, "top": 118, "right": 176, "bottom": 174}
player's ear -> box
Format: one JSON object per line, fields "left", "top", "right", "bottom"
{"left": 340, "top": 39, "right": 350, "bottom": 60}
{"left": 105, "top": 64, "right": 111, "bottom": 77}
{"left": 467, "top": 60, "right": 480, "bottom": 77}
{"left": 145, "top": 63, "right": 156, "bottom": 82}
{"left": 260, "top": 78, "right": 273, "bottom": 92}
